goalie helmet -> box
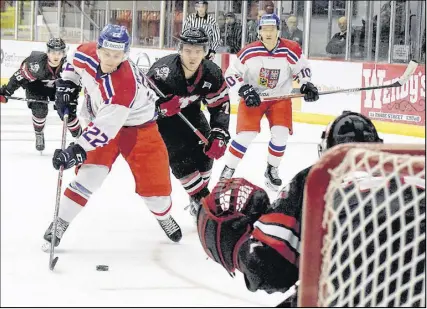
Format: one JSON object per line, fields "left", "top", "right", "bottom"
{"left": 318, "top": 111, "right": 383, "bottom": 157}
{"left": 46, "top": 37, "right": 66, "bottom": 52}
{"left": 179, "top": 27, "right": 209, "bottom": 50}
{"left": 97, "top": 24, "right": 130, "bottom": 53}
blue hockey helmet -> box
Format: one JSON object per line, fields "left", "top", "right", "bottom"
{"left": 258, "top": 13, "right": 280, "bottom": 30}
{"left": 97, "top": 24, "right": 131, "bottom": 53}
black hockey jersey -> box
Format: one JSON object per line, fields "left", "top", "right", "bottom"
{"left": 5, "top": 51, "right": 66, "bottom": 101}
{"left": 146, "top": 54, "right": 230, "bottom": 142}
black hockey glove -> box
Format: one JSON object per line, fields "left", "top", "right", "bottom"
{"left": 205, "top": 49, "right": 216, "bottom": 60}
{"left": 204, "top": 128, "right": 230, "bottom": 159}
{"left": 300, "top": 82, "right": 319, "bottom": 102}
{"left": 55, "top": 79, "right": 80, "bottom": 120}
{"left": 0, "top": 85, "right": 12, "bottom": 103}
{"left": 52, "top": 142, "right": 87, "bottom": 170}
{"left": 238, "top": 84, "right": 261, "bottom": 107}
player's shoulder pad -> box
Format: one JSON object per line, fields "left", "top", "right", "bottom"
{"left": 21, "top": 52, "right": 47, "bottom": 77}
{"left": 236, "top": 41, "right": 263, "bottom": 58}
{"left": 151, "top": 53, "right": 179, "bottom": 70}
{"left": 27, "top": 51, "right": 47, "bottom": 62}
{"left": 148, "top": 53, "right": 179, "bottom": 82}
{"left": 75, "top": 42, "right": 98, "bottom": 59}
{"left": 278, "top": 38, "right": 302, "bottom": 56}
{"left": 202, "top": 59, "right": 223, "bottom": 81}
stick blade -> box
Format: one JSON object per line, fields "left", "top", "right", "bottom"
{"left": 50, "top": 256, "right": 59, "bottom": 271}
{"left": 398, "top": 60, "right": 418, "bottom": 85}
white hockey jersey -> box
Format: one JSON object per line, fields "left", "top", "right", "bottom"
{"left": 61, "top": 42, "right": 158, "bottom": 152}
{"left": 224, "top": 39, "right": 312, "bottom": 100}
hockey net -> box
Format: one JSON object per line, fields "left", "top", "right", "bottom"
{"left": 299, "top": 143, "right": 426, "bottom": 307}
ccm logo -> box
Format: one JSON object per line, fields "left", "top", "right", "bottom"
{"left": 57, "top": 87, "right": 76, "bottom": 93}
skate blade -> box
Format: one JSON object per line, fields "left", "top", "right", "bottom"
{"left": 264, "top": 179, "right": 280, "bottom": 192}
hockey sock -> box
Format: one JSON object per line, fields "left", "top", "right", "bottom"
{"left": 191, "top": 187, "right": 210, "bottom": 202}
{"left": 59, "top": 180, "right": 91, "bottom": 222}
{"left": 179, "top": 171, "right": 207, "bottom": 196}
{"left": 67, "top": 117, "right": 82, "bottom": 137}
{"left": 142, "top": 196, "right": 172, "bottom": 220}
{"left": 225, "top": 131, "right": 258, "bottom": 169}
{"left": 267, "top": 126, "right": 289, "bottom": 167}
{"left": 32, "top": 115, "right": 46, "bottom": 132}
{"left": 200, "top": 169, "right": 212, "bottom": 185}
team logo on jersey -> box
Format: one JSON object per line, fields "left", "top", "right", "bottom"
{"left": 259, "top": 68, "right": 280, "bottom": 89}
{"left": 154, "top": 66, "right": 170, "bottom": 81}
{"left": 30, "top": 62, "right": 40, "bottom": 73}
{"left": 202, "top": 81, "right": 212, "bottom": 89}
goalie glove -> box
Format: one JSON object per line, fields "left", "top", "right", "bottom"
{"left": 204, "top": 128, "right": 230, "bottom": 159}
{"left": 52, "top": 143, "right": 87, "bottom": 170}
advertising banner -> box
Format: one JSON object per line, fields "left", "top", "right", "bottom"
{"left": 361, "top": 63, "right": 426, "bottom": 126}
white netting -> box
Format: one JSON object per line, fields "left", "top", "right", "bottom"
{"left": 318, "top": 148, "right": 425, "bottom": 307}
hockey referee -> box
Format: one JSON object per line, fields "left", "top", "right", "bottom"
{"left": 182, "top": 1, "right": 220, "bottom": 60}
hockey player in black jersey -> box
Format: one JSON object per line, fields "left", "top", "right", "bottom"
{"left": 197, "top": 111, "right": 425, "bottom": 307}
{"left": 0, "top": 38, "right": 82, "bottom": 152}
{"left": 146, "top": 27, "right": 230, "bottom": 219}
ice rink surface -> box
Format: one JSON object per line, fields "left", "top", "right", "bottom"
{"left": 1, "top": 99, "right": 425, "bottom": 307}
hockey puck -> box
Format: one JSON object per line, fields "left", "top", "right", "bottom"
{"left": 96, "top": 265, "right": 109, "bottom": 271}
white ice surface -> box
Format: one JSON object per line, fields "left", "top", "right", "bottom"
{"left": 1, "top": 98, "right": 425, "bottom": 307}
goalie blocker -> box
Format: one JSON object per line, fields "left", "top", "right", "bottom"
{"left": 196, "top": 111, "right": 425, "bottom": 306}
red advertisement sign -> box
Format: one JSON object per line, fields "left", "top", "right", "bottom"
{"left": 361, "top": 63, "right": 425, "bottom": 126}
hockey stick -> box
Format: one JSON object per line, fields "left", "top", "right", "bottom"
{"left": 262, "top": 60, "right": 419, "bottom": 101}
{"left": 5, "top": 96, "right": 51, "bottom": 104}
{"left": 49, "top": 109, "right": 69, "bottom": 271}
{"left": 131, "top": 59, "right": 209, "bottom": 145}
{"left": 276, "top": 280, "right": 300, "bottom": 307}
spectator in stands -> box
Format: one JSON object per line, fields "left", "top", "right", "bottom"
{"left": 325, "top": 17, "right": 355, "bottom": 56}
{"left": 182, "top": 1, "right": 220, "bottom": 60}
{"left": 263, "top": 1, "right": 289, "bottom": 37}
{"left": 264, "top": 0, "right": 274, "bottom": 14}
{"left": 247, "top": 9, "right": 266, "bottom": 44}
{"left": 246, "top": 2, "right": 261, "bottom": 44}
{"left": 224, "top": 12, "right": 242, "bottom": 54}
{"left": 282, "top": 15, "right": 303, "bottom": 47}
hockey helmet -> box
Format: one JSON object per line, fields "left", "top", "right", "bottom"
{"left": 46, "top": 37, "right": 67, "bottom": 53}
{"left": 97, "top": 24, "right": 131, "bottom": 53}
{"left": 179, "top": 27, "right": 209, "bottom": 51}
{"left": 318, "top": 111, "right": 383, "bottom": 157}
{"left": 258, "top": 13, "right": 281, "bottom": 30}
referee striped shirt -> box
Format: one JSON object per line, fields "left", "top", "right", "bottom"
{"left": 182, "top": 13, "right": 221, "bottom": 52}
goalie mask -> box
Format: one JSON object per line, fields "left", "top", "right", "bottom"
{"left": 197, "top": 178, "right": 270, "bottom": 275}
{"left": 318, "top": 111, "right": 383, "bottom": 157}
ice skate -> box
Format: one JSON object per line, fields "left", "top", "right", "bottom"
{"left": 220, "top": 165, "right": 235, "bottom": 180}
{"left": 157, "top": 215, "right": 182, "bottom": 242}
{"left": 264, "top": 163, "right": 282, "bottom": 191}
{"left": 42, "top": 217, "right": 69, "bottom": 251}
{"left": 184, "top": 197, "right": 202, "bottom": 224}
{"left": 35, "top": 131, "right": 45, "bottom": 153}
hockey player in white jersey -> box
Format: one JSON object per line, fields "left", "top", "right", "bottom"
{"left": 43, "top": 24, "right": 182, "bottom": 248}
{"left": 220, "top": 14, "right": 319, "bottom": 191}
